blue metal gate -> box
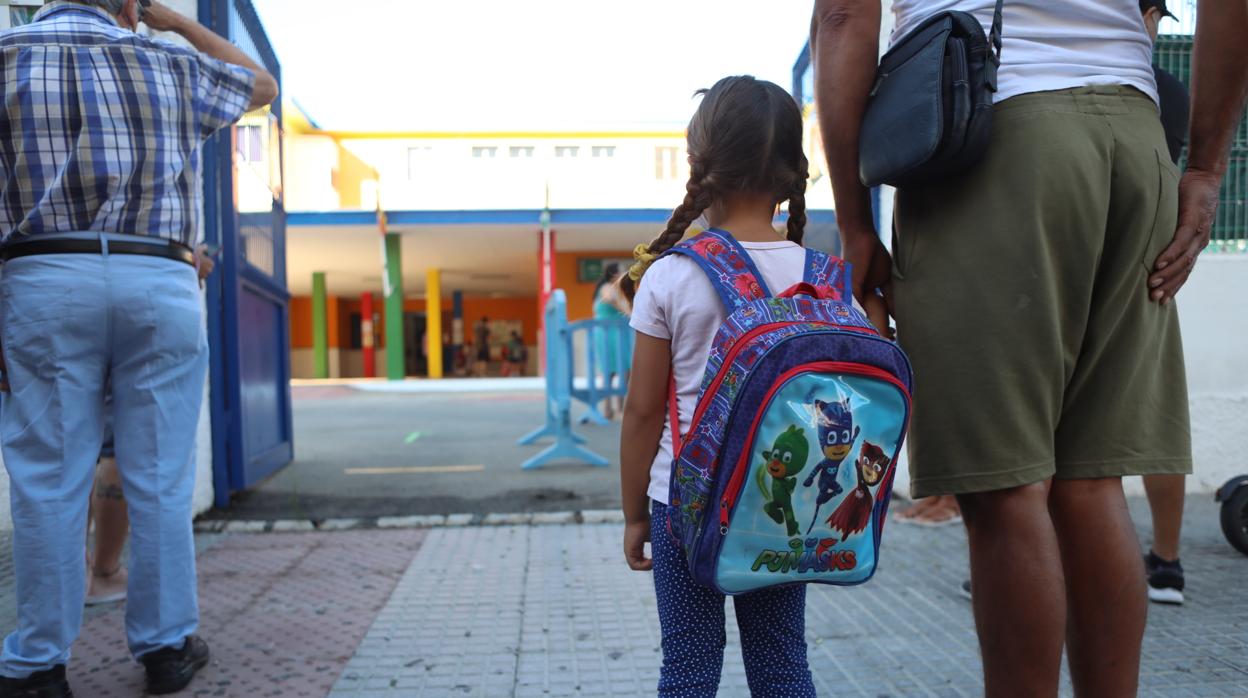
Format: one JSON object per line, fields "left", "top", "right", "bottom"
{"left": 199, "top": 0, "right": 293, "bottom": 506}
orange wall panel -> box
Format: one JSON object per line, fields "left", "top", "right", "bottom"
{"left": 290, "top": 296, "right": 313, "bottom": 349}
{"left": 555, "top": 249, "right": 634, "bottom": 320}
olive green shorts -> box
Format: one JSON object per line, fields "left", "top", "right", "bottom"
{"left": 893, "top": 85, "right": 1193, "bottom": 498}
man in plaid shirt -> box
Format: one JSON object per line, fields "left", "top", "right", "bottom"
{"left": 0, "top": 2, "right": 276, "bottom": 695}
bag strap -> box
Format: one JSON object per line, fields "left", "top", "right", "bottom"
{"left": 663, "top": 229, "right": 772, "bottom": 313}
{"left": 668, "top": 372, "right": 681, "bottom": 457}
{"left": 802, "top": 248, "right": 854, "bottom": 303}
{"left": 987, "top": 0, "right": 1004, "bottom": 91}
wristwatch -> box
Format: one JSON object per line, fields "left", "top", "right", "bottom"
{"left": 137, "top": 0, "right": 152, "bottom": 19}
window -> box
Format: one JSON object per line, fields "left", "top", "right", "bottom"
{"left": 509, "top": 146, "right": 535, "bottom": 158}
{"left": 4, "top": 3, "right": 40, "bottom": 29}
{"left": 236, "top": 124, "right": 263, "bottom": 163}
{"left": 555, "top": 146, "right": 580, "bottom": 158}
{"left": 407, "top": 146, "right": 432, "bottom": 179}
{"left": 655, "top": 146, "right": 679, "bottom": 180}
{"left": 472, "top": 146, "right": 498, "bottom": 158}
{"left": 592, "top": 146, "right": 616, "bottom": 159}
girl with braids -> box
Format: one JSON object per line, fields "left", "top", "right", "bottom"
{"left": 619, "top": 75, "right": 831, "bottom": 696}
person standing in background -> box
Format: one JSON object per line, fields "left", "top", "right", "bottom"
{"left": 1139, "top": 0, "right": 1193, "bottom": 607}
{"left": 85, "top": 247, "right": 218, "bottom": 608}
{"left": 0, "top": 1, "right": 277, "bottom": 695}
{"left": 592, "top": 264, "right": 631, "bottom": 419}
{"left": 473, "top": 316, "right": 492, "bottom": 377}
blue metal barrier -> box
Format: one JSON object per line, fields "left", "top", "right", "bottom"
{"left": 572, "top": 317, "right": 633, "bottom": 425}
{"left": 518, "top": 291, "right": 610, "bottom": 469}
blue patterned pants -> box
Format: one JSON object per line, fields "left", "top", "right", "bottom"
{"left": 651, "top": 501, "right": 815, "bottom": 697}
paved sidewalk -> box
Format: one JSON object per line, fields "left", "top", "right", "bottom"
{"left": 0, "top": 497, "right": 1243, "bottom": 696}
{"left": 330, "top": 497, "right": 1247, "bottom": 698}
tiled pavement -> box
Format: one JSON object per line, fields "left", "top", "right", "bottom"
{"left": 330, "top": 497, "right": 1248, "bottom": 698}
{"left": 0, "top": 497, "right": 1245, "bottom": 697}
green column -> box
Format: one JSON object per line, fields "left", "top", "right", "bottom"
{"left": 384, "top": 233, "right": 406, "bottom": 380}
{"left": 312, "top": 271, "right": 329, "bottom": 379}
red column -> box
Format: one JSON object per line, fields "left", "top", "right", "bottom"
{"left": 361, "top": 291, "right": 376, "bottom": 378}
{"left": 537, "top": 227, "right": 557, "bottom": 374}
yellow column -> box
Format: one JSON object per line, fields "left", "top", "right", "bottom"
{"left": 426, "top": 268, "right": 443, "bottom": 379}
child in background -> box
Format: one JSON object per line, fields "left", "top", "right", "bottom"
{"left": 618, "top": 75, "right": 818, "bottom": 696}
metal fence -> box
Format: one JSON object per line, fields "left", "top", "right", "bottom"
{"left": 1155, "top": 34, "right": 1248, "bottom": 253}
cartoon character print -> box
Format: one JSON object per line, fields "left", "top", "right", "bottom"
{"left": 754, "top": 426, "right": 811, "bottom": 537}
{"left": 691, "top": 237, "right": 725, "bottom": 258}
{"left": 732, "top": 275, "right": 764, "bottom": 300}
{"left": 826, "top": 441, "right": 891, "bottom": 540}
{"left": 803, "top": 398, "right": 859, "bottom": 534}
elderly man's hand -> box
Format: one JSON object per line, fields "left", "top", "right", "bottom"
{"left": 194, "top": 245, "right": 216, "bottom": 286}
{"left": 139, "top": 1, "right": 186, "bottom": 33}
{"left": 1150, "top": 168, "right": 1220, "bottom": 305}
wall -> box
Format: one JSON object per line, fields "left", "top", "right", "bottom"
{"left": 334, "top": 134, "right": 689, "bottom": 212}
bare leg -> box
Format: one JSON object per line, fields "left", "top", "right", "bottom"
{"left": 957, "top": 482, "right": 1065, "bottom": 698}
{"left": 1143, "top": 474, "right": 1185, "bottom": 561}
{"left": 1048, "top": 477, "right": 1146, "bottom": 698}
{"left": 906, "top": 495, "right": 962, "bottom": 524}
{"left": 602, "top": 373, "right": 617, "bottom": 420}
{"left": 87, "top": 457, "right": 129, "bottom": 602}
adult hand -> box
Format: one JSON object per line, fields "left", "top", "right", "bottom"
{"left": 842, "top": 229, "right": 894, "bottom": 335}
{"left": 623, "top": 519, "right": 652, "bottom": 571}
{"left": 1150, "top": 168, "right": 1220, "bottom": 305}
{"left": 195, "top": 245, "right": 216, "bottom": 285}
{"left": 138, "top": 1, "right": 186, "bottom": 33}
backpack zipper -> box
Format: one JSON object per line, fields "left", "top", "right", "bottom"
{"left": 681, "top": 320, "right": 876, "bottom": 452}
{"left": 718, "top": 361, "right": 912, "bottom": 534}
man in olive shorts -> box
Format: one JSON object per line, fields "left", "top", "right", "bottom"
{"left": 812, "top": 0, "right": 1248, "bottom": 695}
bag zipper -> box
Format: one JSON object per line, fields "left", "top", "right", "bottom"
{"left": 680, "top": 320, "right": 876, "bottom": 454}
{"left": 718, "top": 361, "right": 911, "bottom": 534}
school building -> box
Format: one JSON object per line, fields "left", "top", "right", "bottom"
{"left": 281, "top": 109, "right": 837, "bottom": 380}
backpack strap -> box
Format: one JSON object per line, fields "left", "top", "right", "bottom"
{"left": 802, "top": 247, "right": 854, "bottom": 303}
{"left": 663, "top": 229, "right": 772, "bottom": 312}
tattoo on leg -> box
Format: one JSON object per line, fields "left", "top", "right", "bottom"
{"left": 95, "top": 483, "right": 126, "bottom": 501}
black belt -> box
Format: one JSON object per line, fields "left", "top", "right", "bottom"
{"left": 0, "top": 234, "right": 195, "bottom": 267}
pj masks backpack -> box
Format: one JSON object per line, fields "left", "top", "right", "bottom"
{"left": 662, "top": 229, "right": 912, "bottom": 595}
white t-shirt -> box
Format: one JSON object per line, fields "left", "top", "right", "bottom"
{"left": 629, "top": 240, "right": 822, "bottom": 504}
{"left": 890, "top": 0, "right": 1158, "bottom": 105}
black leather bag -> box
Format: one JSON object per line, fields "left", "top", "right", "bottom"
{"left": 859, "top": 0, "right": 1004, "bottom": 187}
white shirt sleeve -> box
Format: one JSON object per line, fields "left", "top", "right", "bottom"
{"left": 628, "top": 260, "right": 671, "bottom": 340}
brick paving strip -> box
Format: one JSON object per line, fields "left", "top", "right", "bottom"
{"left": 69, "top": 529, "right": 425, "bottom": 697}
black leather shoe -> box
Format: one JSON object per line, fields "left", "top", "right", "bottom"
{"left": 0, "top": 665, "right": 72, "bottom": 698}
{"left": 141, "top": 635, "right": 210, "bottom": 695}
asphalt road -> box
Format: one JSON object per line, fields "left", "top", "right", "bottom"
{"left": 206, "top": 386, "right": 625, "bottom": 520}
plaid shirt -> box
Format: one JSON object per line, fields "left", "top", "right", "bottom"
{"left": 0, "top": 1, "right": 256, "bottom": 245}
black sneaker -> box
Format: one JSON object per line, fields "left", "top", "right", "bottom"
{"left": 1144, "top": 551, "right": 1185, "bottom": 605}
{"left": 959, "top": 579, "right": 972, "bottom": 601}
{"left": 0, "top": 665, "right": 72, "bottom": 698}
{"left": 141, "top": 635, "right": 210, "bottom": 695}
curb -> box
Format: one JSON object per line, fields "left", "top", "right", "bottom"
{"left": 194, "top": 509, "right": 626, "bottom": 534}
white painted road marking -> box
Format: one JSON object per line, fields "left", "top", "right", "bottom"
{"left": 344, "top": 465, "right": 486, "bottom": 475}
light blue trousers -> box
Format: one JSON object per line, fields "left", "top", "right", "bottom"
{"left": 0, "top": 251, "right": 207, "bottom": 677}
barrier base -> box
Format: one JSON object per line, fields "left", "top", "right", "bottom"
{"left": 577, "top": 405, "right": 612, "bottom": 427}
{"left": 521, "top": 441, "right": 610, "bottom": 470}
